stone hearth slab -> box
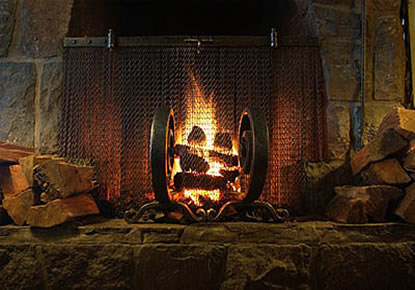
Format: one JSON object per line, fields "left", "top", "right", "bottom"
{"left": 0, "top": 221, "right": 414, "bottom": 289}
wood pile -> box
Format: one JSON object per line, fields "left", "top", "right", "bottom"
{"left": 0, "top": 143, "right": 100, "bottom": 228}
{"left": 328, "top": 108, "right": 415, "bottom": 224}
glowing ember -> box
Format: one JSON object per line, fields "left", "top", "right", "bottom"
{"left": 184, "top": 189, "right": 221, "bottom": 206}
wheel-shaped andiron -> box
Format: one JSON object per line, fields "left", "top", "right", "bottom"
{"left": 150, "top": 106, "right": 175, "bottom": 203}
{"left": 238, "top": 107, "right": 269, "bottom": 203}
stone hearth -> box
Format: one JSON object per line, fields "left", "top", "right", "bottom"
{"left": 1, "top": 220, "right": 415, "bottom": 289}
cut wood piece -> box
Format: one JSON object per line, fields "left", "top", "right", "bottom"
{"left": 2, "top": 189, "right": 38, "bottom": 226}
{"left": 395, "top": 183, "right": 415, "bottom": 223}
{"left": 33, "top": 160, "right": 94, "bottom": 203}
{"left": 361, "top": 158, "right": 411, "bottom": 185}
{"left": 18, "top": 155, "right": 63, "bottom": 186}
{"left": 0, "top": 142, "right": 34, "bottom": 164}
{"left": 351, "top": 128, "right": 407, "bottom": 175}
{"left": 326, "top": 185, "right": 404, "bottom": 223}
{"left": 208, "top": 150, "right": 238, "bottom": 167}
{"left": 173, "top": 172, "right": 228, "bottom": 191}
{"left": 175, "top": 144, "right": 209, "bottom": 173}
{"left": 377, "top": 108, "right": 415, "bottom": 139}
{"left": 0, "top": 165, "right": 30, "bottom": 198}
{"left": 0, "top": 206, "right": 12, "bottom": 226}
{"left": 26, "top": 194, "right": 100, "bottom": 228}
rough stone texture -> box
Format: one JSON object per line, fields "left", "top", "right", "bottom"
{"left": 313, "top": 243, "right": 415, "bottom": 289}
{"left": 0, "top": 0, "right": 17, "bottom": 57}
{"left": 26, "top": 194, "right": 99, "bottom": 228}
{"left": 135, "top": 245, "right": 227, "bottom": 290}
{"left": 361, "top": 158, "right": 411, "bottom": 185}
{"left": 0, "top": 62, "right": 35, "bottom": 148}
{"left": 327, "top": 102, "right": 350, "bottom": 159}
{"left": 222, "top": 245, "right": 313, "bottom": 290}
{"left": 304, "top": 160, "right": 353, "bottom": 214}
{"left": 373, "top": 16, "right": 405, "bottom": 101}
{"left": 37, "top": 60, "right": 63, "bottom": 154}
{"left": 12, "top": 0, "right": 73, "bottom": 57}
{"left": 40, "top": 245, "right": 134, "bottom": 289}
{"left": 2, "top": 189, "right": 37, "bottom": 226}
{"left": 0, "top": 245, "right": 42, "bottom": 289}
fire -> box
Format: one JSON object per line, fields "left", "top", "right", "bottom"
{"left": 175, "top": 70, "right": 233, "bottom": 206}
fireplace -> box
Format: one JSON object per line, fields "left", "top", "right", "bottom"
{"left": 61, "top": 34, "right": 327, "bottom": 218}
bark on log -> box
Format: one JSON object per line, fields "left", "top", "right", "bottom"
{"left": 361, "top": 158, "right": 411, "bottom": 185}
{"left": 351, "top": 128, "right": 407, "bottom": 175}
{"left": 187, "top": 126, "right": 206, "bottom": 146}
{"left": 0, "top": 165, "right": 30, "bottom": 198}
{"left": 33, "top": 160, "right": 95, "bottom": 203}
{"left": 0, "top": 142, "right": 34, "bottom": 164}
{"left": 395, "top": 183, "right": 415, "bottom": 223}
{"left": 326, "top": 185, "right": 404, "bottom": 223}
{"left": 173, "top": 172, "right": 228, "bottom": 191}
{"left": 26, "top": 194, "right": 100, "bottom": 228}
{"left": 18, "top": 155, "right": 64, "bottom": 187}
{"left": 209, "top": 150, "right": 238, "bottom": 167}
{"left": 175, "top": 144, "right": 209, "bottom": 173}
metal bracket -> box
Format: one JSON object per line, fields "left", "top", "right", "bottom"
{"left": 124, "top": 200, "right": 289, "bottom": 223}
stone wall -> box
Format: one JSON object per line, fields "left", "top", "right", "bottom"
{"left": 0, "top": 0, "right": 73, "bottom": 153}
{"left": 0, "top": 0, "right": 408, "bottom": 214}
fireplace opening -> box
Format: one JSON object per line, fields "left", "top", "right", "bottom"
{"left": 60, "top": 0, "right": 328, "bottom": 219}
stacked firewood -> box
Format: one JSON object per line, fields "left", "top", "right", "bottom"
{"left": 327, "top": 108, "right": 415, "bottom": 224}
{"left": 0, "top": 143, "right": 99, "bottom": 228}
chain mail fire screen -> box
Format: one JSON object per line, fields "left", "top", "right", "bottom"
{"left": 61, "top": 37, "right": 327, "bottom": 215}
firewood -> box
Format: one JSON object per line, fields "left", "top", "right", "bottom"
{"left": 326, "top": 185, "right": 404, "bottom": 223}
{"left": 351, "top": 128, "right": 407, "bottom": 175}
{"left": 18, "top": 155, "right": 63, "bottom": 187}
{"left": 214, "top": 132, "right": 233, "bottom": 150}
{"left": 26, "top": 194, "right": 100, "bottom": 228}
{"left": 0, "top": 165, "right": 30, "bottom": 198}
{"left": 0, "top": 142, "right": 34, "bottom": 164}
{"left": 2, "top": 189, "right": 38, "bottom": 225}
{"left": 174, "top": 144, "right": 209, "bottom": 173}
{"left": 173, "top": 172, "right": 229, "bottom": 191}
{"left": 175, "top": 144, "right": 238, "bottom": 168}
{"left": 187, "top": 126, "right": 206, "bottom": 146}
{"left": 33, "top": 160, "right": 95, "bottom": 203}
{"left": 361, "top": 158, "right": 411, "bottom": 185}
{"left": 403, "top": 151, "right": 415, "bottom": 172}
{"left": 395, "top": 183, "right": 415, "bottom": 223}
{"left": 377, "top": 108, "right": 415, "bottom": 139}
{"left": 219, "top": 168, "right": 240, "bottom": 183}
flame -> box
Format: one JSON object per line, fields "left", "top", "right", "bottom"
{"left": 184, "top": 189, "right": 221, "bottom": 206}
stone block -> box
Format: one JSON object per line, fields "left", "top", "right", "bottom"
{"left": 327, "top": 102, "right": 350, "bottom": 160}
{"left": 0, "top": 0, "right": 17, "bottom": 56}
{"left": 40, "top": 245, "right": 133, "bottom": 289}
{"left": 0, "top": 62, "right": 36, "bottom": 148}
{"left": 221, "top": 245, "right": 312, "bottom": 289}
{"left": 320, "top": 38, "right": 361, "bottom": 101}
{"left": 37, "top": 60, "right": 63, "bottom": 154}
{"left": 13, "top": 0, "right": 73, "bottom": 57}
{"left": 373, "top": 16, "right": 405, "bottom": 101}
{"left": 134, "top": 245, "right": 227, "bottom": 290}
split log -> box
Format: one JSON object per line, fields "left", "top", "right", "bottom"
{"left": 351, "top": 128, "right": 407, "bottom": 175}
{"left": 403, "top": 151, "right": 415, "bottom": 171}
{"left": 173, "top": 172, "right": 228, "bottom": 191}
{"left": 175, "top": 144, "right": 238, "bottom": 169}
{"left": 18, "top": 155, "right": 64, "bottom": 187}
{"left": 0, "top": 142, "right": 34, "bottom": 164}
{"left": 326, "top": 185, "right": 404, "bottom": 223}
{"left": 187, "top": 126, "right": 206, "bottom": 146}
{"left": 0, "top": 165, "right": 30, "bottom": 198}
{"left": 26, "top": 194, "right": 100, "bottom": 228}
{"left": 33, "top": 160, "right": 95, "bottom": 203}
{"left": 361, "top": 158, "right": 411, "bottom": 185}
{"left": 377, "top": 107, "right": 415, "bottom": 139}
{"left": 209, "top": 150, "right": 238, "bottom": 167}
{"left": 2, "top": 189, "right": 38, "bottom": 225}
{"left": 395, "top": 183, "right": 415, "bottom": 223}
{"left": 214, "top": 132, "right": 233, "bottom": 150}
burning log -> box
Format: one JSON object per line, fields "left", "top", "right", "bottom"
{"left": 209, "top": 150, "right": 238, "bottom": 167}
{"left": 219, "top": 168, "right": 240, "bottom": 183}
{"left": 175, "top": 144, "right": 209, "bottom": 173}
{"left": 173, "top": 172, "right": 228, "bottom": 191}
{"left": 187, "top": 126, "right": 206, "bottom": 146}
